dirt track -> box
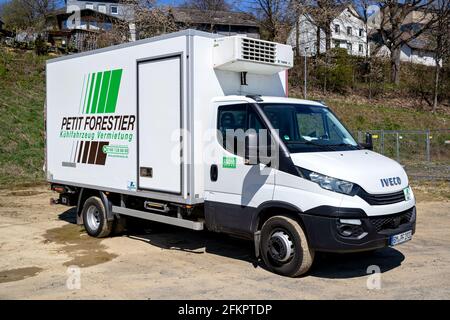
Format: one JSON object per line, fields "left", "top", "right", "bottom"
{"left": 0, "top": 186, "right": 449, "bottom": 299}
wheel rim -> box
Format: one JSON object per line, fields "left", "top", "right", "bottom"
{"left": 268, "top": 230, "right": 294, "bottom": 264}
{"left": 86, "top": 205, "right": 100, "bottom": 231}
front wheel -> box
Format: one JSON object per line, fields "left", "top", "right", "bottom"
{"left": 260, "top": 216, "right": 314, "bottom": 277}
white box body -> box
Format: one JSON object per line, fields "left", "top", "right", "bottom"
{"left": 46, "top": 30, "right": 291, "bottom": 204}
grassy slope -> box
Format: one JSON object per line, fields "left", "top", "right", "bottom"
{"left": 0, "top": 48, "right": 47, "bottom": 186}
{"left": 289, "top": 90, "right": 450, "bottom": 131}
{"left": 329, "top": 99, "right": 449, "bottom": 132}
{"left": 0, "top": 48, "right": 449, "bottom": 187}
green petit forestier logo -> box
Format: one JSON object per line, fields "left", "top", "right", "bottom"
{"left": 83, "top": 69, "right": 123, "bottom": 114}
{"left": 222, "top": 156, "right": 237, "bottom": 169}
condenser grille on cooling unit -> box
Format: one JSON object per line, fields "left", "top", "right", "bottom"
{"left": 241, "top": 38, "right": 276, "bottom": 64}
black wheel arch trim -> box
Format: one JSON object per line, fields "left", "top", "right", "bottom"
{"left": 252, "top": 202, "right": 367, "bottom": 232}
{"left": 76, "top": 188, "right": 115, "bottom": 224}
{"left": 252, "top": 200, "right": 304, "bottom": 232}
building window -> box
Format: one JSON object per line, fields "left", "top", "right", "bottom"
{"left": 359, "top": 44, "right": 363, "bottom": 52}
{"left": 347, "top": 27, "right": 352, "bottom": 35}
{"left": 359, "top": 28, "right": 363, "bottom": 37}
{"left": 334, "top": 24, "right": 340, "bottom": 33}
{"left": 98, "top": 4, "right": 107, "bottom": 14}
{"left": 111, "top": 6, "right": 118, "bottom": 14}
{"left": 85, "top": 3, "right": 94, "bottom": 10}
{"left": 347, "top": 42, "right": 352, "bottom": 53}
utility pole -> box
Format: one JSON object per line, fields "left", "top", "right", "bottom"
{"left": 304, "top": 47, "right": 308, "bottom": 99}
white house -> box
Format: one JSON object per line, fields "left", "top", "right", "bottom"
{"left": 287, "top": 5, "right": 369, "bottom": 57}
{"left": 65, "top": 0, "right": 136, "bottom": 41}
{"left": 376, "top": 38, "right": 442, "bottom": 67}
{"left": 65, "top": 0, "right": 134, "bottom": 21}
{"left": 368, "top": 6, "right": 440, "bottom": 67}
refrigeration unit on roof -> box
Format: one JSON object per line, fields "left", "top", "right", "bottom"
{"left": 213, "top": 36, "right": 294, "bottom": 75}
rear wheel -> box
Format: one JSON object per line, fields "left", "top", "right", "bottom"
{"left": 260, "top": 215, "right": 314, "bottom": 277}
{"left": 82, "top": 196, "right": 113, "bottom": 238}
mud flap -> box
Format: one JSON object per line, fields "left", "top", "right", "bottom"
{"left": 254, "top": 230, "right": 261, "bottom": 258}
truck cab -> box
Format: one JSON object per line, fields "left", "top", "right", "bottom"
{"left": 204, "top": 95, "right": 416, "bottom": 277}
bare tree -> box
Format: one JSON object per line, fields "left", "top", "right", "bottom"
{"left": 181, "top": 0, "right": 231, "bottom": 11}
{"left": 290, "top": 0, "right": 350, "bottom": 56}
{"left": 345, "top": 0, "right": 378, "bottom": 98}
{"left": 247, "top": 0, "right": 290, "bottom": 41}
{"left": 0, "top": 0, "right": 60, "bottom": 32}
{"left": 119, "top": 0, "right": 179, "bottom": 40}
{"left": 176, "top": 0, "right": 238, "bottom": 34}
{"left": 426, "top": 0, "right": 450, "bottom": 112}
{"left": 376, "top": 0, "right": 439, "bottom": 84}
{"left": 348, "top": 0, "right": 377, "bottom": 59}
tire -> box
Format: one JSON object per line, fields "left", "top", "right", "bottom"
{"left": 260, "top": 215, "right": 314, "bottom": 277}
{"left": 82, "top": 196, "right": 113, "bottom": 238}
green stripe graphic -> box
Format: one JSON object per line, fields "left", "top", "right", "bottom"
{"left": 82, "top": 69, "right": 122, "bottom": 114}
{"left": 81, "top": 74, "right": 90, "bottom": 114}
{"left": 86, "top": 72, "right": 96, "bottom": 114}
{"left": 105, "top": 69, "right": 123, "bottom": 113}
{"left": 97, "top": 70, "right": 111, "bottom": 114}
{"left": 90, "top": 72, "right": 103, "bottom": 114}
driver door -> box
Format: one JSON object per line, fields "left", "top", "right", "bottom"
{"left": 204, "top": 102, "right": 275, "bottom": 236}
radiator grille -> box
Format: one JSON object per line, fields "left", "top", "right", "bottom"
{"left": 369, "top": 208, "right": 414, "bottom": 232}
{"left": 241, "top": 38, "right": 276, "bottom": 64}
{"left": 358, "top": 189, "right": 405, "bottom": 205}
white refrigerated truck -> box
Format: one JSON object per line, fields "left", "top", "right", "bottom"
{"left": 46, "top": 29, "right": 416, "bottom": 277}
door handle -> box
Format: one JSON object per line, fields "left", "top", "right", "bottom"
{"left": 210, "top": 164, "right": 218, "bottom": 182}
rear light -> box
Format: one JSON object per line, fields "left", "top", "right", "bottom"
{"left": 52, "top": 186, "right": 65, "bottom": 193}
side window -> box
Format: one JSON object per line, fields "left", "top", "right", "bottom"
{"left": 217, "top": 104, "right": 247, "bottom": 154}
{"left": 248, "top": 107, "right": 264, "bottom": 131}
{"left": 217, "top": 104, "right": 268, "bottom": 155}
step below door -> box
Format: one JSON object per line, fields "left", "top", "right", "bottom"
{"left": 137, "top": 55, "right": 182, "bottom": 194}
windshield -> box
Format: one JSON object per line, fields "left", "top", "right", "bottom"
{"left": 260, "top": 103, "right": 359, "bottom": 153}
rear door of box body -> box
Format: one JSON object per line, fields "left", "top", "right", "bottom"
{"left": 137, "top": 55, "right": 182, "bottom": 194}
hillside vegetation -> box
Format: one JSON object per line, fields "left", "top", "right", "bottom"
{"left": 0, "top": 48, "right": 47, "bottom": 186}
{"left": 0, "top": 48, "right": 449, "bottom": 187}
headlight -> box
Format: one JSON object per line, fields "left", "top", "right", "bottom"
{"left": 298, "top": 167, "right": 355, "bottom": 195}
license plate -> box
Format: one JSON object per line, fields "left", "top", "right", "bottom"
{"left": 390, "top": 230, "right": 412, "bottom": 246}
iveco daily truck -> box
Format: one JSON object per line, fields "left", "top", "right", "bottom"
{"left": 46, "top": 30, "right": 416, "bottom": 277}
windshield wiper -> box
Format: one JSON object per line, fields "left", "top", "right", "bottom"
{"left": 285, "top": 141, "right": 335, "bottom": 151}
{"left": 326, "top": 143, "right": 360, "bottom": 150}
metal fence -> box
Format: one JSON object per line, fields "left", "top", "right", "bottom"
{"left": 356, "top": 129, "right": 450, "bottom": 180}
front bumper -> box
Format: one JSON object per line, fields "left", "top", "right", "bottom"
{"left": 300, "top": 206, "right": 416, "bottom": 253}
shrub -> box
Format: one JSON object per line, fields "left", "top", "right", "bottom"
{"left": 34, "top": 35, "right": 48, "bottom": 56}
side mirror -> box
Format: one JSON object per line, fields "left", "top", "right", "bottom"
{"left": 360, "top": 132, "right": 373, "bottom": 150}
{"left": 245, "top": 131, "right": 258, "bottom": 165}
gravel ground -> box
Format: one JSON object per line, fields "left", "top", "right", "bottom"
{"left": 0, "top": 186, "right": 449, "bottom": 299}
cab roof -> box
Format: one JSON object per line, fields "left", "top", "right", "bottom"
{"left": 212, "top": 95, "right": 328, "bottom": 107}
